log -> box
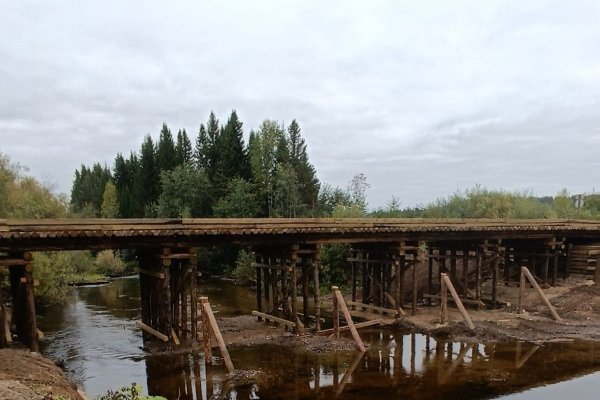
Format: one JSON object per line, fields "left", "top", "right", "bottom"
{"left": 332, "top": 286, "right": 340, "bottom": 338}
{"left": 251, "top": 311, "right": 296, "bottom": 329}
{"left": 136, "top": 321, "right": 168, "bottom": 342}
{"left": 423, "top": 294, "right": 485, "bottom": 308}
{"left": 384, "top": 292, "right": 406, "bottom": 316}
{"left": 519, "top": 267, "right": 562, "bottom": 322}
{"left": 136, "top": 268, "right": 165, "bottom": 279}
{"left": 313, "top": 260, "right": 321, "bottom": 331}
{"left": 202, "top": 301, "right": 235, "bottom": 373}
{"left": 316, "top": 319, "right": 382, "bottom": 336}
{"left": 334, "top": 289, "right": 366, "bottom": 352}
{"left": 171, "top": 328, "right": 180, "bottom": 346}
{"left": 346, "top": 301, "right": 399, "bottom": 316}
{"left": 441, "top": 274, "right": 474, "bottom": 330}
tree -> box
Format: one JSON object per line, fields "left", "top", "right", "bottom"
{"left": 286, "top": 120, "right": 319, "bottom": 214}
{"left": 273, "top": 163, "right": 304, "bottom": 217}
{"left": 216, "top": 110, "right": 249, "bottom": 182}
{"left": 155, "top": 163, "right": 211, "bottom": 217}
{"left": 213, "top": 178, "right": 259, "bottom": 217}
{"left": 139, "top": 134, "right": 160, "bottom": 211}
{"left": 101, "top": 180, "right": 119, "bottom": 218}
{"left": 347, "top": 173, "right": 370, "bottom": 213}
{"left": 175, "top": 129, "right": 193, "bottom": 166}
{"left": 248, "top": 120, "right": 286, "bottom": 216}
{"left": 194, "top": 124, "right": 209, "bottom": 170}
{"left": 156, "top": 123, "right": 177, "bottom": 172}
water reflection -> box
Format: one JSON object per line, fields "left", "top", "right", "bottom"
{"left": 37, "top": 278, "right": 600, "bottom": 400}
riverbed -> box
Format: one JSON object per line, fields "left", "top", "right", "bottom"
{"left": 37, "top": 277, "right": 599, "bottom": 399}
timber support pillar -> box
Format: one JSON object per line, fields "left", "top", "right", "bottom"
{"left": 137, "top": 246, "right": 199, "bottom": 349}
{"left": 2, "top": 252, "right": 38, "bottom": 352}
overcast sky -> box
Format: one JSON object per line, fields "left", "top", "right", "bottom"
{"left": 2, "top": 1, "right": 600, "bottom": 209}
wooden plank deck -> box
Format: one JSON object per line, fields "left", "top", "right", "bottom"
{"left": 2, "top": 218, "right": 600, "bottom": 251}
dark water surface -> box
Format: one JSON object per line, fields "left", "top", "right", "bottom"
{"left": 38, "top": 278, "right": 599, "bottom": 400}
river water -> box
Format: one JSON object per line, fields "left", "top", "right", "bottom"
{"left": 37, "top": 277, "right": 599, "bottom": 400}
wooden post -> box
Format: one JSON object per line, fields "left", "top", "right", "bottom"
{"left": 440, "top": 274, "right": 448, "bottom": 324}
{"left": 263, "top": 260, "right": 271, "bottom": 315}
{"left": 256, "top": 262, "right": 263, "bottom": 321}
{"left": 313, "top": 257, "right": 321, "bottom": 331}
{"left": 596, "top": 256, "right": 600, "bottom": 285}
{"left": 395, "top": 256, "right": 402, "bottom": 314}
{"left": 351, "top": 259, "right": 357, "bottom": 303}
{"left": 399, "top": 256, "right": 405, "bottom": 306}
{"left": 552, "top": 251, "right": 559, "bottom": 286}
{"left": 333, "top": 288, "right": 366, "bottom": 352}
{"left": 9, "top": 260, "right": 38, "bottom": 352}
{"left": 462, "top": 249, "right": 469, "bottom": 297}
{"left": 441, "top": 274, "right": 475, "bottom": 330}
{"left": 413, "top": 243, "right": 424, "bottom": 315}
{"left": 543, "top": 249, "right": 550, "bottom": 284}
{"left": 0, "top": 276, "right": 6, "bottom": 347}
{"left": 519, "top": 267, "right": 562, "bottom": 322}
{"left": 200, "top": 297, "right": 212, "bottom": 364}
{"left": 492, "top": 254, "right": 498, "bottom": 308}
{"left": 332, "top": 286, "right": 340, "bottom": 339}
{"left": 201, "top": 299, "right": 235, "bottom": 373}
{"left": 428, "top": 255, "right": 433, "bottom": 298}
{"left": 518, "top": 265, "right": 526, "bottom": 314}
{"left": 189, "top": 253, "right": 198, "bottom": 342}
{"left": 476, "top": 250, "right": 482, "bottom": 302}
{"left": 302, "top": 262, "right": 309, "bottom": 327}
{"left": 290, "top": 247, "right": 300, "bottom": 333}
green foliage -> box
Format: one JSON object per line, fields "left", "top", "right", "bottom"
{"left": 319, "top": 244, "right": 351, "bottom": 287}
{"left": 232, "top": 249, "right": 256, "bottom": 285}
{"left": 33, "top": 251, "right": 95, "bottom": 306}
{"left": 213, "top": 178, "right": 259, "bottom": 217}
{"left": 95, "top": 250, "right": 126, "bottom": 276}
{"left": 97, "top": 383, "right": 166, "bottom": 400}
{"left": 101, "top": 180, "right": 119, "bottom": 218}
{"left": 71, "top": 163, "right": 111, "bottom": 216}
{"left": 155, "top": 163, "right": 210, "bottom": 217}
{"left": 1, "top": 153, "right": 68, "bottom": 218}
{"left": 156, "top": 123, "right": 177, "bottom": 172}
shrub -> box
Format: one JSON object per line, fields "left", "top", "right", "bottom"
{"left": 232, "top": 250, "right": 256, "bottom": 285}
{"left": 95, "top": 250, "right": 126, "bottom": 276}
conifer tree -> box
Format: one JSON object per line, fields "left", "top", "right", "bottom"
{"left": 175, "top": 129, "right": 193, "bottom": 165}
{"left": 139, "top": 134, "right": 159, "bottom": 211}
{"left": 194, "top": 124, "right": 209, "bottom": 170}
{"left": 157, "top": 123, "right": 177, "bottom": 172}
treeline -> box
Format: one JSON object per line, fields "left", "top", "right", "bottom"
{"left": 371, "top": 186, "right": 600, "bottom": 219}
{"left": 71, "top": 111, "right": 321, "bottom": 219}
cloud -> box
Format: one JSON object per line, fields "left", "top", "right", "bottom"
{"left": 1, "top": 0, "right": 600, "bottom": 208}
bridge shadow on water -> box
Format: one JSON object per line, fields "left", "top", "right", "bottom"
{"left": 37, "top": 278, "right": 599, "bottom": 400}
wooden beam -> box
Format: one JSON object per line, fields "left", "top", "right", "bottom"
{"left": 251, "top": 311, "right": 296, "bottom": 329}
{"left": 518, "top": 267, "right": 562, "bottom": 322}
{"left": 135, "top": 268, "right": 165, "bottom": 279}
{"left": 384, "top": 292, "right": 406, "bottom": 316}
{"left": 316, "top": 319, "right": 382, "bottom": 336}
{"left": 441, "top": 273, "right": 475, "bottom": 330}
{"left": 346, "top": 301, "right": 399, "bottom": 316}
{"left": 334, "top": 289, "right": 366, "bottom": 352}
{"left": 423, "top": 294, "right": 484, "bottom": 308}
{"left": 171, "top": 328, "right": 181, "bottom": 346}
{"left": 202, "top": 300, "right": 234, "bottom": 373}
{"left": 136, "top": 321, "right": 168, "bottom": 342}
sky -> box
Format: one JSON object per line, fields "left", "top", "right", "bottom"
{"left": 2, "top": 0, "right": 600, "bottom": 209}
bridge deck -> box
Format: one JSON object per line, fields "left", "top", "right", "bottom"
{"left": 2, "top": 218, "right": 600, "bottom": 251}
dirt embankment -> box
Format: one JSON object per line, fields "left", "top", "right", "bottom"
{"left": 217, "top": 279, "right": 600, "bottom": 349}
{"left": 0, "top": 348, "right": 84, "bottom": 400}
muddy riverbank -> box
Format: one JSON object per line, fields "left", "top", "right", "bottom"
{"left": 0, "top": 348, "right": 84, "bottom": 400}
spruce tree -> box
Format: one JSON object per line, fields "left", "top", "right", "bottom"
{"left": 216, "top": 110, "right": 249, "bottom": 184}
{"left": 139, "top": 134, "right": 159, "bottom": 211}
{"left": 156, "top": 123, "right": 177, "bottom": 172}
{"left": 194, "top": 124, "right": 209, "bottom": 170}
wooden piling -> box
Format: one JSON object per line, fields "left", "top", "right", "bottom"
{"left": 440, "top": 274, "right": 448, "bottom": 324}
{"left": 0, "top": 276, "right": 6, "bottom": 347}
{"left": 200, "top": 297, "right": 212, "bottom": 364}
{"left": 302, "top": 262, "right": 309, "bottom": 327}
{"left": 313, "top": 257, "right": 321, "bottom": 331}
{"left": 441, "top": 273, "right": 475, "bottom": 330}
{"left": 201, "top": 298, "right": 235, "bottom": 373}
{"left": 332, "top": 286, "right": 340, "bottom": 339}
{"left": 476, "top": 250, "right": 482, "bottom": 302}
{"left": 256, "top": 263, "right": 262, "bottom": 321}
{"left": 290, "top": 248, "right": 299, "bottom": 333}
{"left": 518, "top": 267, "right": 562, "bottom": 322}
{"left": 333, "top": 288, "right": 366, "bottom": 352}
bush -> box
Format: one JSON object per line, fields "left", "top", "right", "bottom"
{"left": 97, "top": 383, "right": 166, "bottom": 400}
{"left": 95, "top": 250, "right": 126, "bottom": 276}
{"left": 232, "top": 250, "right": 256, "bottom": 285}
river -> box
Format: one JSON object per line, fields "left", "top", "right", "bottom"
{"left": 37, "top": 277, "right": 599, "bottom": 399}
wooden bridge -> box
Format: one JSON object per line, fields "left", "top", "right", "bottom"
{"left": 2, "top": 218, "right": 600, "bottom": 353}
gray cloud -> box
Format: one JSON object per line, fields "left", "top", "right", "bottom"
{"left": 1, "top": 0, "right": 600, "bottom": 209}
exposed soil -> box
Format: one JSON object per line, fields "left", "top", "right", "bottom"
{"left": 218, "top": 315, "right": 357, "bottom": 352}
{"left": 0, "top": 348, "right": 84, "bottom": 400}
{"left": 215, "top": 278, "right": 600, "bottom": 350}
